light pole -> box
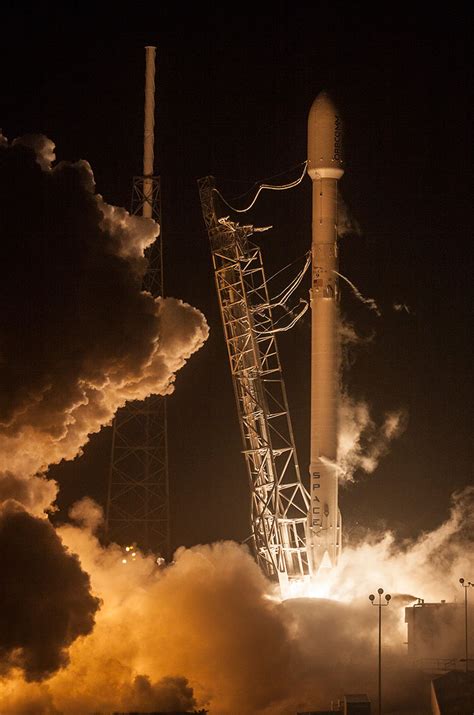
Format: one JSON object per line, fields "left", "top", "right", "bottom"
{"left": 459, "top": 578, "right": 473, "bottom": 673}
{"left": 369, "top": 587, "right": 391, "bottom": 715}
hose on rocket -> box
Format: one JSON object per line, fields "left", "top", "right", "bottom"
{"left": 254, "top": 299, "right": 309, "bottom": 335}
{"left": 213, "top": 161, "right": 308, "bottom": 214}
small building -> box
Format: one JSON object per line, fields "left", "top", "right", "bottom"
{"left": 405, "top": 600, "right": 464, "bottom": 671}
{"left": 430, "top": 670, "right": 474, "bottom": 714}
{"left": 343, "top": 694, "right": 371, "bottom": 714}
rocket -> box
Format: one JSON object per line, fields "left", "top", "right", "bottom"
{"left": 307, "top": 92, "right": 343, "bottom": 572}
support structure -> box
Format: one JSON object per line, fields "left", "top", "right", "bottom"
{"left": 198, "top": 176, "right": 312, "bottom": 589}
{"left": 106, "top": 47, "right": 169, "bottom": 558}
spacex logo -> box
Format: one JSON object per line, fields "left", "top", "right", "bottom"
{"left": 311, "top": 471, "right": 321, "bottom": 527}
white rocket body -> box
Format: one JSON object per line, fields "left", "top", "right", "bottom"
{"left": 307, "top": 92, "right": 343, "bottom": 572}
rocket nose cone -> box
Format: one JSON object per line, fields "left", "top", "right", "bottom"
{"left": 308, "top": 91, "right": 338, "bottom": 128}
{"left": 310, "top": 90, "right": 333, "bottom": 111}
{"left": 307, "top": 91, "right": 344, "bottom": 179}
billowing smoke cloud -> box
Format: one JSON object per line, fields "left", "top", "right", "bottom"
{"left": 0, "top": 134, "right": 208, "bottom": 693}
{"left": 68, "top": 495, "right": 104, "bottom": 533}
{"left": 0, "top": 501, "right": 100, "bottom": 682}
{"left": 12, "top": 134, "right": 56, "bottom": 170}
{"left": 338, "top": 394, "right": 407, "bottom": 480}
{"left": 0, "top": 490, "right": 472, "bottom": 713}
{"left": 0, "top": 472, "right": 58, "bottom": 517}
{"left": 0, "top": 135, "right": 208, "bottom": 510}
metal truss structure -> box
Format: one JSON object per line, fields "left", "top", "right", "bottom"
{"left": 106, "top": 47, "right": 169, "bottom": 558}
{"left": 132, "top": 176, "right": 163, "bottom": 295}
{"left": 106, "top": 176, "right": 170, "bottom": 558}
{"left": 198, "top": 176, "right": 312, "bottom": 588}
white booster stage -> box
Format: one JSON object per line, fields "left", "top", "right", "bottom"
{"left": 307, "top": 92, "right": 343, "bottom": 572}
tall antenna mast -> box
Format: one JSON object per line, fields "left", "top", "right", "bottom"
{"left": 106, "top": 47, "right": 170, "bottom": 558}
{"left": 143, "top": 45, "right": 156, "bottom": 218}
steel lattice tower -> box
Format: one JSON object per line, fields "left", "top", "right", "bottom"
{"left": 106, "top": 47, "right": 169, "bottom": 558}
{"left": 198, "top": 176, "right": 312, "bottom": 589}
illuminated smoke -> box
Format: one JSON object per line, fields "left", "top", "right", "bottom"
{"left": 0, "top": 501, "right": 100, "bottom": 682}
{"left": 0, "top": 135, "right": 208, "bottom": 696}
{"left": 12, "top": 134, "right": 56, "bottom": 171}
{"left": 337, "top": 194, "right": 361, "bottom": 237}
{"left": 0, "top": 135, "right": 208, "bottom": 510}
{"left": 0, "top": 472, "right": 58, "bottom": 517}
{"left": 338, "top": 394, "right": 407, "bottom": 481}
{"left": 0, "top": 490, "right": 472, "bottom": 713}
{"left": 338, "top": 319, "right": 405, "bottom": 482}
{"left": 68, "top": 496, "right": 104, "bottom": 532}
{"left": 339, "top": 319, "right": 360, "bottom": 346}
{"left": 336, "top": 274, "right": 403, "bottom": 481}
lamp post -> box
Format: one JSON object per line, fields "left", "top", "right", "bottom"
{"left": 459, "top": 578, "right": 473, "bottom": 673}
{"left": 369, "top": 587, "right": 391, "bottom": 715}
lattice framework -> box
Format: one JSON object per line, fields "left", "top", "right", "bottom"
{"left": 199, "top": 176, "right": 312, "bottom": 586}
{"left": 106, "top": 176, "right": 169, "bottom": 557}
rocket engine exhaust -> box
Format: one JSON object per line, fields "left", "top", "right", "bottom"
{"left": 307, "top": 92, "right": 343, "bottom": 573}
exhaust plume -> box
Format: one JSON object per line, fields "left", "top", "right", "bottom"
{"left": 0, "top": 490, "right": 472, "bottom": 713}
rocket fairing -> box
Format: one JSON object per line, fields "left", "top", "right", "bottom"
{"left": 307, "top": 92, "right": 343, "bottom": 573}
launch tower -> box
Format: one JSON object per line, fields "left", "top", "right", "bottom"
{"left": 199, "top": 176, "right": 312, "bottom": 589}
{"left": 106, "top": 47, "right": 169, "bottom": 558}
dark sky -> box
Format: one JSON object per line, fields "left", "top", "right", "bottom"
{"left": 1, "top": 7, "right": 471, "bottom": 551}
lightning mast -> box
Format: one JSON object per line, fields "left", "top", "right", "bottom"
{"left": 198, "top": 176, "right": 312, "bottom": 590}
{"left": 106, "top": 47, "right": 169, "bottom": 557}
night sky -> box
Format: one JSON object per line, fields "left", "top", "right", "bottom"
{"left": 1, "top": 8, "right": 471, "bottom": 553}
